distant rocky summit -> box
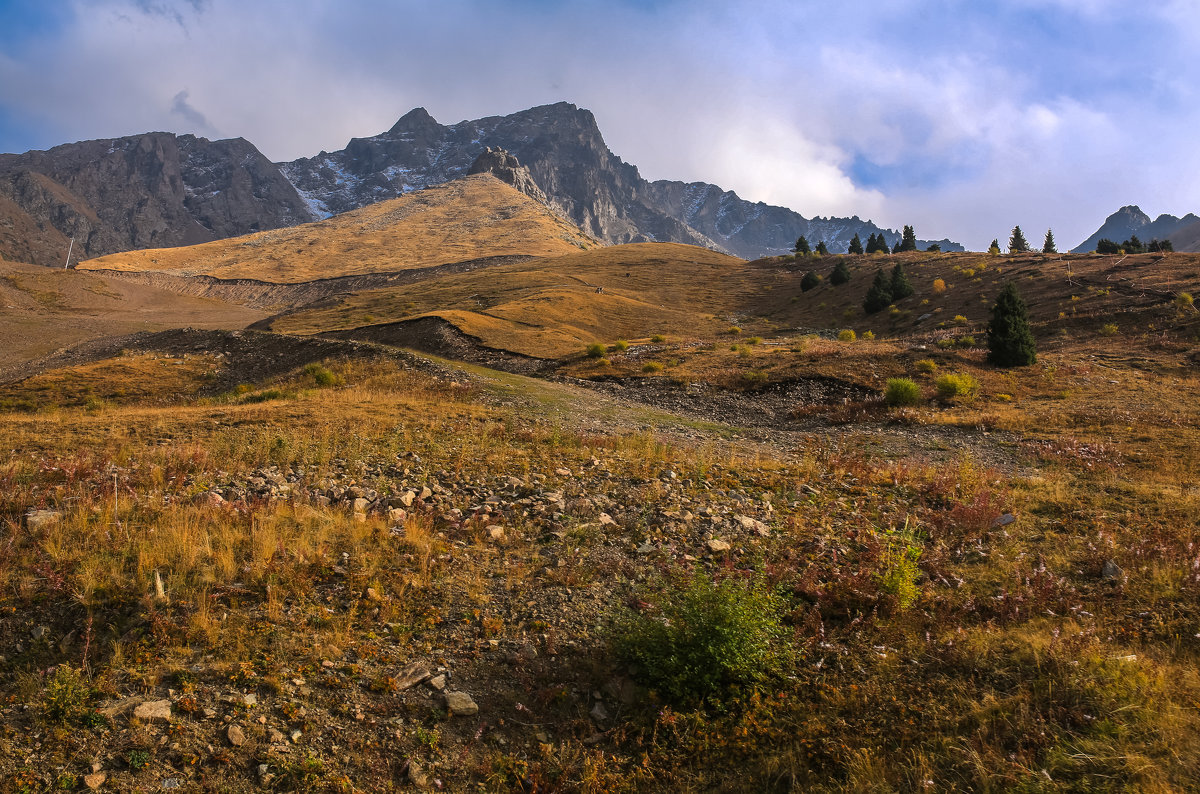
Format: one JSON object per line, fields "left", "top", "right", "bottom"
{"left": 280, "top": 102, "right": 962, "bottom": 258}
{"left": 1072, "top": 205, "right": 1200, "bottom": 253}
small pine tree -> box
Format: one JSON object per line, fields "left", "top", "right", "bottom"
{"left": 890, "top": 262, "right": 914, "bottom": 300}
{"left": 1096, "top": 238, "right": 1119, "bottom": 254}
{"left": 863, "top": 269, "right": 893, "bottom": 314}
{"left": 794, "top": 236, "right": 811, "bottom": 256}
{"left": 801, "top": 270, "right": 821, "bottom": 291}
{"left": 847, "top": 233, "right": 864, "bottom": 255}
{"left": 1042, "top": 228, "right": 1057, "bottom": 254}
{"left": 988, "top": 239, "right": 1001, "bottom": 255}
{"left": 815, "top": 240, "right": 830, "bottom": 256}
{"left": 1122, "top": 235, "right": 1144, "bottom": 254}
{"left": 830, "top": 259, "right": 852, "bottom": 285}
{"left": 926, "top": 243, "right": 941, "bottom": 252}
{"left": 898, "top": 225, "right": 918, "bottom": 252}
{"left": 892, "top": 239, "right": 903, "bottom": 254}
{"left": 987, "top": 282, "right": 1037, "bottom": 367}
{"left": 1008, "top": 226, "right": 1029, "bottom": 254}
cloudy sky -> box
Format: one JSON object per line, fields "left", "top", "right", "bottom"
{"left": 1, "top": 0, "right": 1197, "bottom": 250}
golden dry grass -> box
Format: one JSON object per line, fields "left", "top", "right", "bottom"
{"left": 266, "top": 242, "right": 753, "bottom": 357}
{"left": 78, "top": 175, "right": 598, "bottom": 283}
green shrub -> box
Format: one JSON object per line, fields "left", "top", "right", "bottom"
{"left": 957, "top": 335, "right": 977, "bottom": 348}
{"left": 650, "top": 334, "right": 666, "bottom": 343}
{"left": 746, "top": 336, "right": 762, "bottom": 345}
{"left": 612, "top": 340, "right": 630, "bottom": 352}
{"left": 585, "top": 342, "right": 606, "bottom": 358}
{"left": 916, "top": 358, "right": 938, "bottom": 374}
{"left": 642, "top": 362, "right": 664, "bottom": 373}
{"left": 303, "top": 362, "right": 342, "bottom": 387}
{"left": 741, "top": 370, "right": 768, "bottom": 386}
{"left": 1100, "top": 323, "right": 1119, "bottom": 336}
{"left": 884, "top": 378, "right": 923, "bottom": 407}
{"left": 725, "top": 326, "right": 742, "bottom": 335}
{"left": 1175, "top": 292, "right": 1194, "bottom": 311}
{"left": 800, "top": 270, "right": 821, "bottom": 292}
{"left": 127, "top": 749, "right": 151, "bottom": 771}
{"left": 42, "top": 666, "right": 92, "bottom": 725}
{"left": 838, "top": 329, "right": 857, "bottom": 342}
{"left": 862, "top": 330, "right": 875, "bottom": 341}
{"left": 610, "top": 571, "right": 786, "bottom": 704}
{"left": 936, "top": 372, "right": 980, "bottom": 401}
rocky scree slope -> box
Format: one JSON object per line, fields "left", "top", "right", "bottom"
{"left": 280, "top": 102, "right": 961, "bottom": 258}
{"left": 0, "top": 132, "right": 314, "bottom": 266}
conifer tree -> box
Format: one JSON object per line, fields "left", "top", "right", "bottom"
{"left": 988, "top": 239, "right": 1002, "bottom": 255}
{"left": 890, "top": 262, "right": 914, "bottom": 300}
{"left": 987, "top": 282, "right": 1037, "bottom": 367}
{"left": 847, "top": 233, "right": 864, "bottom": 255}
{"left": 865, "top": 233, "right": 879, "bottom": 253}
{"left": 830, "top": 259, "right": 852, "bottom": 285}
{"left": 898, "top": 225, "right": 918, "bottom": 252}
{"left": 815, "top": 240, "right": 830, "bottom": 256}
{"left": 863, "top": 269, "right": 893, "bottom": 314}
{"left": 794, "top": 236, "right": 811, "bottom": 256}
{"left": 801, "top": 270, "right": 821, "bottom": 291}
{"left": 1008, "top": 226, "right": 1029, "bottom": 254}
{"left": 1042, "top": 228, "right": 1057, "bottom": 254}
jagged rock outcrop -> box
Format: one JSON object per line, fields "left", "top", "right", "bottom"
{"left": 280, "top": 103, "right": 960, "bottom": 257}
{"left": 1072, "top": 205, "right": 1200, "bottom": 253}
{"left": 0, "top": 133, "right": 314, "bottom": 266}
{"left": 466, "top": 147, "right": 549, "bottom": 205}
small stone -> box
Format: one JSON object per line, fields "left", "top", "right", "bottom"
{"left": 365, "top": 587, "right": 382, "bottom": 601}
{"left": 589, "top": 701, "right": 610, "bottom": 723}
{"left": 399, "top": 490, "right": 416, "bottom": 507}
{"left": 419, "top": 486, "right": 433, "bottom": 500}
{"left": 598, "top": 513, "right": 617, "bottom": 526}
{"left": 407, "top": 759, "right": 429, "bottom": 788}
{"left": 351, "top": 497, "right": 370, "bottom": 514}
{"left": 535, "top": 731, "right": 550, "bottom": 744}
{"left": 734, "top": 515, "right": 770, "bottom": 536}
{"left": 161, "top": 778, "right": 181, "bottom": 790}
{"left": 268, "top": 728, "right": 285, "bottom": 744}
{"left": 636, "top": 542, "right": 654, "bottom": 554}
{"left": 257, "top": 764, "right": 271, "bottom": 778}
{"left": 427, "top": 674, "right": 446, "bottom": 691}
{"left": 487, "top": 526, "right": 505, "bottom": 540}
{"left": 706, "top": 539, "right": 731, "bottom": 552}
{"left": 444, "top": 690, "right": 479, "bottom": 716}
{"left": 227, "top": 724, "right": 246, "bottom": 746}
{"left": 133, "top": 699, "right": 172, "bottom": 723}
{"left": 25, "top": 509, "right": 62, "bottom": 530}
{"left": 83, "top": 772, "right": 106, "bottom": 790}
{"left": 554, "top": 468, "right": 572, "bottom": 477}
{"left": 1102, "top": 559, "right": 1124, "bottom": 582}
{"left": 991, "top": 513, "right": 1017, "bottom": 528}
{"left": 387, "top": 507, "right": 407, "bottom": 523}
{"left": 30, "top": 625, "right": 48, "bottom": 640}
{"left": 290, "top": 729, "right": 303, "bottom": 743}
{"left": 395, "top": 661, "right": 431, "bottom": 690}
{"left": 242, "top": 693, "right": 257, "bottom": 707}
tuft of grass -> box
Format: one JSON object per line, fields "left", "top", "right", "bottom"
{"left": 42, "top": 665, "right": 93, "bottom": 726}
{"left": 884, "top": 378, "right": 923, "bottom": 407}
{"left": 725, "top": 326, "right": 742, "bottom": 335}
{"left": 915, "top": 359, "right": 938, "bottom": 374}
{"left": 303, "top": 362, "right": 343, "bottom": 387}
{"left": 1100, "top": 323, "right": 1119, "bottom": 336}
{"left": 612, "top": 340, "right": 630, "bottom": 352}
{"left": 838, "top": 329, "right": 857, "bottom": 342}
{"left": 642, "top": 362, "right": 664, "bottom": 373}
{"left": 936, "top": 372, "right": 980, "bottom": 401}
{"left": 650, "top": 334, "right": 666, "bottom": 343}
{"left": 585, "top": 342, "right": 606, "bottom": 358}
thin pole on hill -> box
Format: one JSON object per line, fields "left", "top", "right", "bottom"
{"left": 64, "top": 236, "right": 74, "bottom": 269}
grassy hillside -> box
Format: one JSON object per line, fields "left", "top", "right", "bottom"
{"left": 0, "top": 260, "right": 263, "bottom": 376}
{"left": 77, "top": 175, "right": 598, "bottom": 283}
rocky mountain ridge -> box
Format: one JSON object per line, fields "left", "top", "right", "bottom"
{"left": 280, "top": 102, "right": 962, "bottom": 258}
{"left": 0, "top": 133, "right": 314, "bottom": 266}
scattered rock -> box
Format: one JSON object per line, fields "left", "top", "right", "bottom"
{"left": 395, "top": 661, "right": 432, "bottom": 690}
{"left": 734, "top": 515, "right": 770, "bottom": 536}
{"left": 290, "top": 729, "right": 303, "bottom": 743}
{"left": 268, "top": 728, "right": 286, "bottom": 744}
{"left": 427, "top": 674, "right": 446, "bottom": 691}
{"left": 133, "top": 699, "right": 172, "bottom": 723}
{"left": 487, "top": 525, "right": 505, "bottom": 540}
{"left": 991, "top": 513, "right": 1017, "bottom": 528}
{"left": 444, "top": 690, "right": 479, "bottom": 716}
{"left": 1102, "top": 559, "right": 1124, "bottom": 582}
{"left": 407, "top": 759, "right": 430, "bottom": 788}
{"left": 30, "top": 625, "right": 48, "bottom": 640}
{"left": 25, "top": 509, "right": 62, "bottom": 530}
{"left": 706, "top": 538, "right": 731, "bottom": 552}
{"left": 83, "top": 772, "right": 106, "bottom": 790}
{"left": 227, "top": 724, "right": 246, "bottom": 746}
{"left": 590, "top": 701, "right": 610, "bottom": 723}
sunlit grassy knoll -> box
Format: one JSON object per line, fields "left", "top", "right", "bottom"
{"left": 78, "top": 175, "right": 598, "bottom": 283}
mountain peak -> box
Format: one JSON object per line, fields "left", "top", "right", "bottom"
{"left": 388, "top": 107, "right": 440, "bottom": 135}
